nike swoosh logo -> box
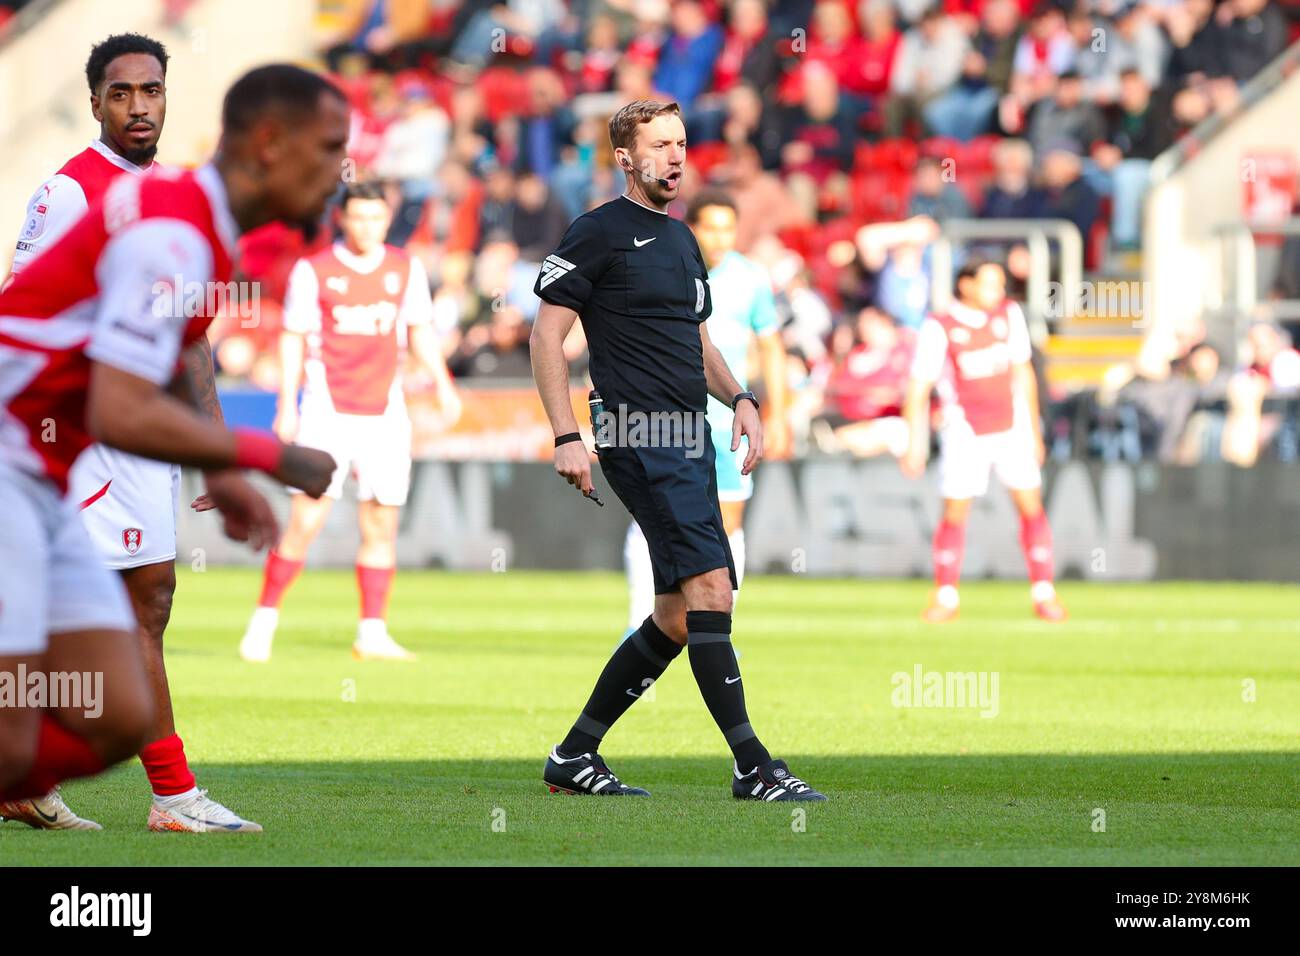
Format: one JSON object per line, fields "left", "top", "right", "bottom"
{"left": 33, "top": 804, "right": 59, "bottom": 824}
{"left": 626, "top": 688, "right": 641, "bottom": 697}
{"left": 633, "top": 237, "right": 655, "bottom": 247}
{"left": 725, "top": 676, "right": 741, "bottom": 685}
{"left": 177, "top": 811, "right": 241, "bottom": 829}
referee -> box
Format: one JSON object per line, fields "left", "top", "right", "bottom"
{"left": 530, "top": 100, "right": 825, "bottom": 802}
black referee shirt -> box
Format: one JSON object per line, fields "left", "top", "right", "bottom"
{"left": 533, "top": 195, "right": 713, "bottom": 416}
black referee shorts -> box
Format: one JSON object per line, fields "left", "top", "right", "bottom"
{"left": 598, "top": 439, "right": 737, "bottom": 595}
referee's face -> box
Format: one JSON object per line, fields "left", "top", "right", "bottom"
{"left": 627, "top": 114, "right": 687, "bottom": 205}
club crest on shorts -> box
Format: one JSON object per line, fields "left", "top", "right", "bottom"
{"left": 122, "top": 527, "right": 143, "bottom": 555}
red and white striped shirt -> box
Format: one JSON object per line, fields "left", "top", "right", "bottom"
{"left": 0, "top": 165, "right": 238, "bottom": 491}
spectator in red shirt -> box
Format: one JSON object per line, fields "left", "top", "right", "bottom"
{"left": 407, "top": 158, "right": 484, "bottom": 282}
{"left": 712, "top": 0, "right": 779, "bottom": 93}
{"left": 578, "top": 14, "right": 622, "bottom": 93}
{"left": 856, "top": 0, "right": 903, "bottom": 99}
{"left": 805, "top": 0, "right": 870, "bottom": 95}
{"left": 813, "top": 307, "right": 914, "bottom": 458}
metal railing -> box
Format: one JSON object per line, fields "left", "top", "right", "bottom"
{"left": 1212, "top": 217, "right": 1300, "bottom": 342}
{"left": 929, "top": 218, "right": 1083, "bottom": 328}
{"left": 1150, "top": 40, "right": 1300, "bottom": 187}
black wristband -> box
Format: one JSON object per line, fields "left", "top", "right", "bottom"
{"left": 554, "top": 432, "right": 583, "bottom": 448}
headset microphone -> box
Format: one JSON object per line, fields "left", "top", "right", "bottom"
{"left": 620, "top": 158, "right": 674, "bottom": 188}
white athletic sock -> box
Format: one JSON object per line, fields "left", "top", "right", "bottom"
{"left": 1031, "top": 581, "right": 1057, "bottom": 603}
{"left": 247, "top": 606, "right": 279, "bottom": 633}
{"left": 153, "top": 786, "right": 200, "bottom": 806}
{"left": 728, "top": 528, "right": 746, "bottom": 590}
{"left": 624, "top": 521, "right": 656, "bottom": 631}
{"left": 357, "top": 618, "right": 389, "bottom": 642}
{"left": 937, "top": 585, "right": 960, "bottom": 609}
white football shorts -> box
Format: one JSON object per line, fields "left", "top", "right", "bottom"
{"left": 70, "top": 445, "right": 180, "bottom": 570}
{"left": 0, "top": 462, "right": 136, "bottom": 655}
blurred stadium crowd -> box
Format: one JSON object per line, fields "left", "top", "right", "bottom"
{"left": 7, "top": 0, "right": 1300, "bottom": 465}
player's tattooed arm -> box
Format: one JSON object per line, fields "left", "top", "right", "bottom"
{"left": 167, "top": 336, "right": 226, "bottom": 513}
{"left": 177, "top": 336, "right": 225, "bottom": 425}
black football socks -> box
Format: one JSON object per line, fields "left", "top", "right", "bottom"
{"left": 557, "top": 615, "right": 683, "bottom": 758}
{"left": 686, "top": 610, "right": 771, "bottom": 772}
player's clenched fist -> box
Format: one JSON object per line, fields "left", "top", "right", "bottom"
{"left": 554, "top": 441, "right": 593, "bottom": 495}
{"left": 276, "top": 445, "right": 337, "bottom": 499}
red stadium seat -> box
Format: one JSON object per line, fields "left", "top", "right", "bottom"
{"left": 690, "top": 142, "right": 730, "bottom": 181}
{"left": 475, "top": 67, "right": 530, "bottom": 122}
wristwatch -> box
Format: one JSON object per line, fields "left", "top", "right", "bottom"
{"left": 731, "top": 390, "right": 759, "bottom": 412}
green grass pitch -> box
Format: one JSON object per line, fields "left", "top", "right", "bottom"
{"left": 3, "top": 569, "right": 1297, "bottom": 866}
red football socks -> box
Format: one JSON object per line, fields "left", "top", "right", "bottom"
{"left": 1020, "top": 511, "right": 1055, "bottom": 584}
{"left": 139, "top": 733, "right": 196, "bottom": 797}
{"left": 258, "top": 550, "right": 304, "bottom": 609}
{"left": 0, "top": 716, "right": 103, "bottom": 801}
{"left": 933, "top": 520, "right": 966, "bottom": 589}
{"left": 357, "top": 564, "right": 395, "bottom": 621}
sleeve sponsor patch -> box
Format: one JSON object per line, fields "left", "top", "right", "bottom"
{"left": 20, "top": 203, "right": 49, "bottom": 241}
{"left": 538, "top": 254, "right": 576, "bottom": 290}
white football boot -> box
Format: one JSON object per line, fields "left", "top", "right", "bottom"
{"left": 351, "top": 618, "right": 416, "bottom": 661}
{"left": 148, "top": 789, "right": 262, "bottom": 833}
{"left": 239, "top": 606, "right": 279, "bottom": 662}
{"left": 0, "top": 788, "right": 101, "bottom": 830}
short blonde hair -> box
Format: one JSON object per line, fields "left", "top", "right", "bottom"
{"left": 608, "top": 99, "right": 682, "bottom": 152}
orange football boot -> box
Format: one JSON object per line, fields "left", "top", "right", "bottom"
{"left": 1033, "top": 596, "right": 1068, "bottom": 622}
{"left": 922, "top": 592, "right": 960, "bottom": 623}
